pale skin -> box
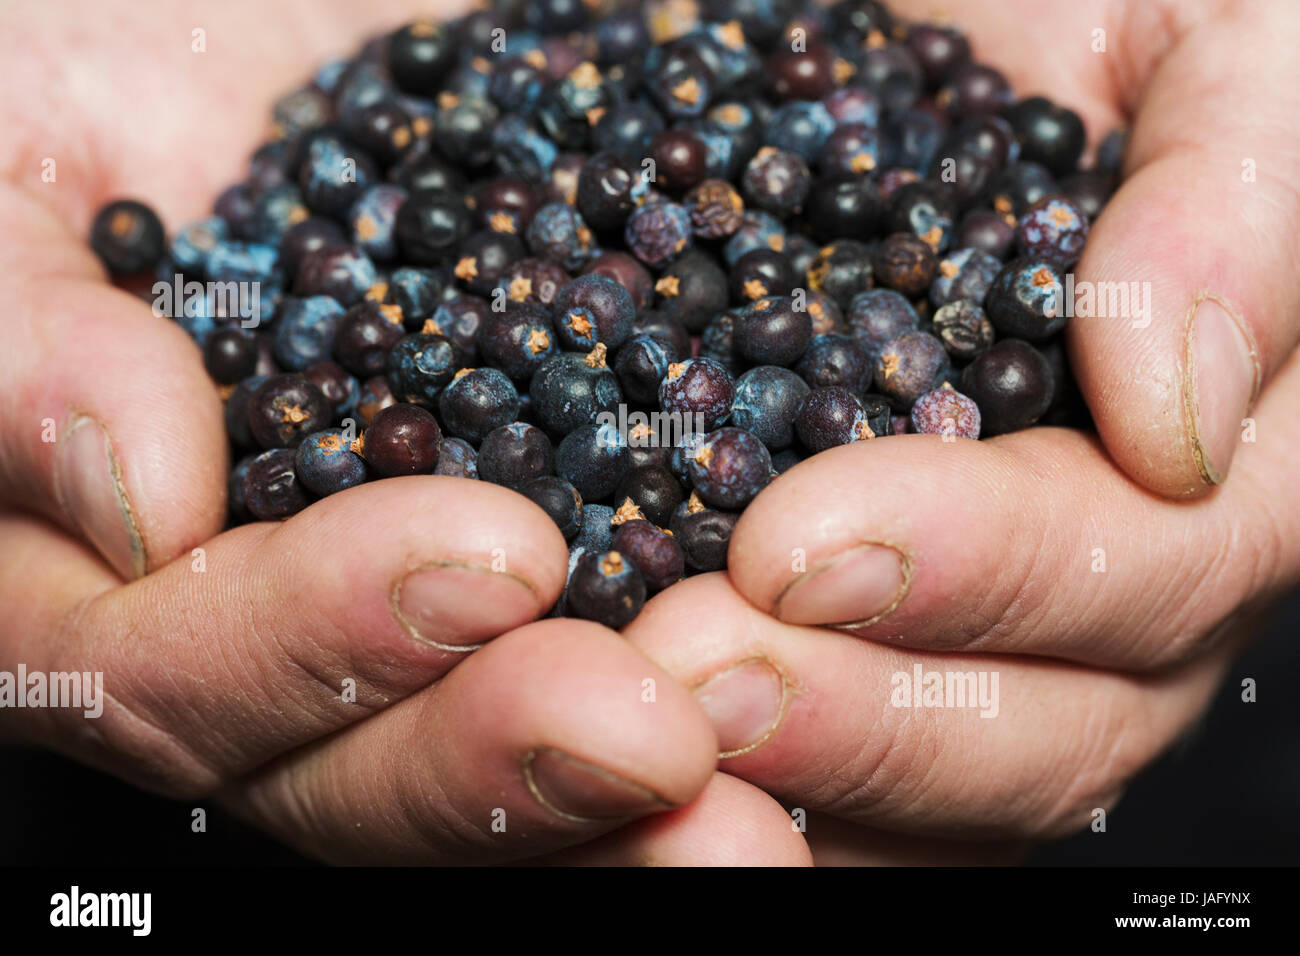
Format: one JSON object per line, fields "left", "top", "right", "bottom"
{"left": 1, "top": 0, "right": 1297, "bottom": 865}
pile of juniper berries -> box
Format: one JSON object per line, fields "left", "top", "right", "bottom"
{"left": 89, "top": 0, "right": 1120, "bottom": 629}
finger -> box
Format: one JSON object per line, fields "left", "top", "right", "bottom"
{"left": 624, "top": 574, "right": 1228, "bottom": 840}
{"left": 1070, "top": 0, "right": 1300, "bottom": 496}
{"left": 539, "top": 773, "right": 814, "bottom": 866}
{"left": 0, "top": 186, "right": 227, "bottom": 578}
{"left": 0, "top": 477, "right": 567, "bottom": 796}
{"left": 227, "top": 619, "right": 718, "bottom": 865}
{"left": 726, "top": 351, "right": 1300, "bottom": 670}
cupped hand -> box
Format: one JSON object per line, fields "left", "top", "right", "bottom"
{"left": 0, "top": 0, "right": 814, "bottom": 866}
{"left": 623, "top": 0, "right": 1300, "bottom": 862}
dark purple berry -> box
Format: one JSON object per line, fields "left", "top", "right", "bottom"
{"left": 684, "top": 178, "right": 745, "bottom": 239}
{"left": 555, "top": 421, "right": 630, "bottom": 500}
{"left": 847, "top": 289, "right": 921, "bottom": 360}
{"left": 496, "top": 257, "right": 571, "bottom": 310}
{"left": 383, "top": 266, "right": 447, "bottom": 329}
{"left": 659, "top": 358, "right": 735, "bottom": 432}
{"left": 649, "top": 129, "right": 710, "bottom": 195}
{"left": 874, "top": 331, "right": 951, "bottom": 411}
{"left": 203, "top": 328, "right": 259, "bottom": 385}
{"left": 573, "top": 503, "right": 617, "bottom": 554}
{"left": 767, "top": 43, "right": 837, "bottom": 101}
{"left": 614, "top": 334, "right": 678, "bottom": 406}
{"left": 295, "top": 428, "right": 369, "bottom": 496}
{"left": 526, "top": 202, "right": 596, "bottom": 272}
{"left": 910, "top": 387, "right": 981, "bottom": 439}
{"left": 1015, "top": 195, "right": 1089, "bottom": 268}
{"left": 298, "top": 134, "right": 377, "bottom": 218}
{"left": 304, "top": 360, "right": 360, "bottom": 418}
{"left": 90, "top": 200, "right": 165, "bottom": 275}
{"left": 872, "top": 232, "right": 938, "bottom": 297}
{"left": 475, "top": 175, "right": 541, "bottom": 234}
{"left": 529, "top": 347, "right": 623, "bottom": 435}
{"left": 805, "top": 177, "right": 880, "bottom": 241}
{"left": 931, "top": 301, "right": 995, "bottom": 361}
{"left": 359, "top": 402, "right": 442, "bottom": 477}
{"left": 730, "top": 248, "right": 796, "bottom": 303}
{"left": 613, "top": 465, "right": 685, "bottom": 528}
{"left": 395, "top": 191, "right": 473, "bottom": 265}
{"left": 939, "top": 63, "right": 1011, "bottom": 115}
{"left": 929, "top": 247, "right": 1002, "bottom": 307}
{"left": 1004, "top": 96, "right": 1086, "bottom": 176}
{"left": 956, "top": 209, "right": 1017, "bottom": 259}
{"left": 624, "top": 201, "right": 693, "bottom": 268}
{"left": 272, "top": 296, "right": 347, "bottom": 371}
{"left": 611, "top": 519, "right": 685, "bottom": 592}
{"left": 520, "top": 475, "right": 584, "bottom": 542}
{"left": 818, "top": 122, "right": 881, "bottom": 179}
{"left": 388, "top": 20, "right": 458, "bottom": 95}
{"left": 357, "top": 375, "right": 396, "bottom": 425}
{"left": 475, "top": 303, "right": 559, "bottom": 381}
{"left": 794, "top": 334, "right": 871, "bottom": 393}
{"left": 582, "top": 251, "right": 654, "bottom": 314}
{"left": 989, "top": 161, "right": 1058, "bottom": 217}
{"left": 686, "top": 427, "right": 772, "bottom": 510}
{"left": 438, "top": 367, "right": 521, "bottom": 444}
{"left": 732, "top": 365, "right": 810, "bottom": 450}
{"left": 576, "top": 152, "right": 639, "bottom": 233}
{"left": 669, "top": 494, "right": 739, "bottom": 572}
{"left": 553, "top": 273, "right": 636, "bottom": 351}
{"left": 247, "top": 373, "right": 333, "bottom": 449}
{"left": 806, "top": 241, "right": 874, "bottom": 310}
{"left": 478, "top": 422, "right": 554, "bottom": 489}
{"left": 959, "top": 339, "right": 1055, "bottom": 435}
{"left": 733, "top": 296, "right": 812, "bottom": 366}
{"left": 905, "top": 24, "right": 970, "bottom": 87}
{"left": 795, "top": 386, "right": 877, "bottom": 452}
{"left": 566, "top": 550, "right": 646, "bottom": 629}
{"left": 435, "top": 436, "right": 479, "bottom": 479}
{"left": 654, "top": 251, "right": 729, "bottom": 332}
{"left": 742, "top": 147, "right": 811, "bottom": 217}
{"left": 243, "top": 449, "right": 310, "bottom": 521}
{"left": 453, "top": 229, "right": 526, "bottom": 297}
{"left": 334, "top": 300, "right": 406, "bottom": 377}
{"left": 886, "top": 181, "right": 955, "bottom": 253}
{"left": 985, "top": 258, "right": 1067, "bottom": 342}
{"left": 294, "top": 244, "right": 378, "bottom": 306}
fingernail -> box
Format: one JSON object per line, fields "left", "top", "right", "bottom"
{"left": 774, "top": 543, "right": 909, "bottom": 628}
{"left": 524, "top": 748, "right": 670, "bottom": 822}
{"left": 54, "top": 415, "right": 146, "bottom": 579}
{"left": 1186, "top": 297, "right": 1258, "bottom": 485}
{"left": 394, "top": 562, "right": 541, "bottom": 650}
{"left": 693, "top": 657, "right": 787, "bottom": 757}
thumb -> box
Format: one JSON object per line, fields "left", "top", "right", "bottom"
{"left": 1069, "top": 0, "right": 1300, "bottom": 497}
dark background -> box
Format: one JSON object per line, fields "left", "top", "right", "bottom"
{"left": 4, "top": 591, "right": 1297, "bottom": 866}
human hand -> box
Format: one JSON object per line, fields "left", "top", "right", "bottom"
{"left": 0, "top": 0, "right": 822, "bottom": 866}
{"left": 617, "top": 0, "right": 1300, "bottom": 862}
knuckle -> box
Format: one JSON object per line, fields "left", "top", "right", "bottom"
{"left": 46, "top": 596, "right": 224, "bottom": 800}
{"left": 1035, "top": 691, "right": 1147, "bottom": 836}
{"left": 817, "top": 705, "right": 942, "bottom": 819}
{"left": 1146, "top": 510, "right": 1285, "bottom": 669}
